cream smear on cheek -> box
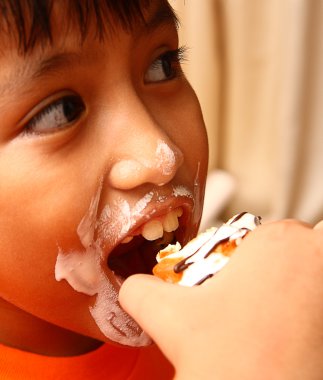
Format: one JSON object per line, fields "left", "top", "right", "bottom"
{"left": 55, "top": 181, "right": 152, "bottom": 347}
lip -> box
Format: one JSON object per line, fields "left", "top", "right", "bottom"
{"left": 100, "top": 195, "right": 195, "bottom": 262}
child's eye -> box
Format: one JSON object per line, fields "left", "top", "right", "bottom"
{"left": 24, "top": 95, "right": 85, "bottom": 135}
{"left": 145, "top": 47, "right": 187, "bottom": 83}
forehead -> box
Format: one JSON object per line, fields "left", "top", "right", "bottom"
{"left": 0, "top": 0, "right": 178, "bottom": 101}
{"left": 0, "top": 0, "right": 177, "bottom": 55}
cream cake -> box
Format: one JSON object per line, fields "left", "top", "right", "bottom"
{"left": 153, "top": 212, "right": 261, "bottom": 286}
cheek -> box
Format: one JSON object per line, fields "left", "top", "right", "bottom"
{"left": 0, "top": 177, "right": 83, "bottom": 248}
{"left": 0, "top": 159, "right": 93, "bottom": 301}
{"left": 180, "top": 99, "right": 208, "bottom": 165}
{"left": 0, "top": 149, "right": 97, "bottom": 243}
{"left": 0, "top": 167, "right": 107, "bottom": 339}
{"left": 170, "top": 87, "right": 209, "bottom": 178}
{"left": 163, "top": 86, "right": 209, "bottom": 227}
{"left": 160, "top": 84, "right": 208, "bottom": 167}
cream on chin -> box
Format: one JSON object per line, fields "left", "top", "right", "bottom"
{"left": 55, "top": 243, "right": 151, "bottom": 346}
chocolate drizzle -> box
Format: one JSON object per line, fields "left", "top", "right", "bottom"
{"left": 194, "top": 273, "right": 214, "bottom": 286}
{"left": 174, "top": 227, "right": 228, "bottom": 273}
{"left": 255, "top": 215, "right": 262, "bottom": 226}
{"left": 174, "top": 255, "right": 194, "bottom": 273}
{"left": 174, "top": 214, "right": 250, "bottom": 274}
{"left": 229, "top": 211, "right": 248, "bottom": 224}
{"left": 165, "top": 212, "right": 262, "bottom": 286}
{"left": 204, "top": 236, "right": 230, "bottom": 258}
{"left": 230, "top": 211, "right": 262, "bottom": 227}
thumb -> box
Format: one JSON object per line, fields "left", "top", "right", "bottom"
{"left": 119, "top": 274, "right": 184, "bottom": 351}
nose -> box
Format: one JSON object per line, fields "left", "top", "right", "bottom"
{"left": 109, "top": 141, "right": 183, "bottom": 190}
{"left": 106, "top": 95, "right": 184, "bottom": 190}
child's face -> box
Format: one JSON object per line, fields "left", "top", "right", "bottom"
{"left": 0, "top": 0, "right": 208, "bottom": 348}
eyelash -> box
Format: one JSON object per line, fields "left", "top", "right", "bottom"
{"left": 23, "top": 95, "right": 85, "bottom": 136}
{"left": 160, "top": 46, "right": 188, "bottom": 67}
{"left": 148, "top": 46, "right": 188, "bottom": 81}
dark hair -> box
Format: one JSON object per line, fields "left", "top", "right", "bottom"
{"left": 0, "top": 0, "right": 153, "bottom": 54}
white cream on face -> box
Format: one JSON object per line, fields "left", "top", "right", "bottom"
{"left": 155, "top": 140, "right": 176, "bottom": 177}
{"left": 172, "top": 185, "right": 193, "bottom": 198}
{"left": 55, "top": 246, "right": 101, "bottom": 296}
{"left": 97, "top": 192, "right": 154, "bottom": 247}
{"left": 55, "top": 183, "right": 153, "bottom": 346}
{"left": 54, "top": 151, "right": 196, "bottom": 345}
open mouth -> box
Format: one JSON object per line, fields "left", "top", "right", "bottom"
{"left": 107, "top": 208, "right": 184, "bottom": 279}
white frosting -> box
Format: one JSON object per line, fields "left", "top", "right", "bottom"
{"left": 227, "top": 212, "right": 260, "bottom": 229}
{"left": 156, "top": 212, "right": 261, "bottom": 286}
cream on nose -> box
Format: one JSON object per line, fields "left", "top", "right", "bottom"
{"left": 108, "top": 140, "right": 183, "bottom": 190}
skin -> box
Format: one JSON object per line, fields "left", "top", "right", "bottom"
{"left": 0, "top": 1, "right": 208, "bottom": 356}
{"left": 120, "top": 220, "right": 323, "bottom": 380}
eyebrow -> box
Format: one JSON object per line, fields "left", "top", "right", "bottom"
{"left": 31, "top": 52, "right": 82, "bottom": 79}
{"left": 0, "top": 52, "right": 82, "bottom": 99}
{"left": 144, "top": 2, "right": 179, "bottom": 32}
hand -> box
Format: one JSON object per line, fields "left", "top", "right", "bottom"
{"left": 120, "top": 220, "right": 323, "bottom": 380}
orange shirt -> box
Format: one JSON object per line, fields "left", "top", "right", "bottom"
{"left": 0, "top": 342, "right": 174, "bottom": 380}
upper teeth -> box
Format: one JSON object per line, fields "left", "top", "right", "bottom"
{"left": 142, "top": 219, "right": 164, "bottom": 241}
{"left": 121, "top": 207, "right": 183, "bottom": 243}
{"left": 142, "top": 208, "right": 183, "bottom": 241}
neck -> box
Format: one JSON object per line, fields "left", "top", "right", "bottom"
{"left": 0, "top": 298, "right": 102, "bottom": 356}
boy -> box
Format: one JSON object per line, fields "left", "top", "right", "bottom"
{"left": 0, "top": 0, "right": 208, "bottom": 378}
{"left": 3, "top": 1, "right": 323, "bottom": 379}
